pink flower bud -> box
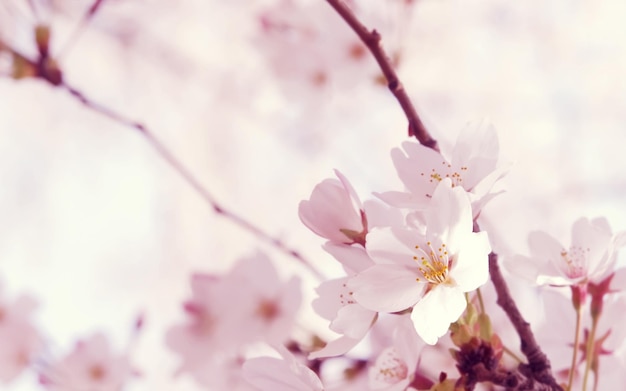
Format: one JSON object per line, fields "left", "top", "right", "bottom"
{"left": 299, "top": 170, "right": 367, "bottom": 245}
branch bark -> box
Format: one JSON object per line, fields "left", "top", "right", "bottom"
{"left": 488, "top": 252, "right": 563, "bottom": 390}
{"left": 324, "top": 0, "right": 439, "bottom": 151}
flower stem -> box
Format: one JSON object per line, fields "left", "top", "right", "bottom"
{"left": 567, "top": 306, "right": 582, "bottom": 390}
{"left": 476, "top": 287, "right": 486, "bottom": 314}
{"left": 581, "top": 316, "right": 599, "bottom": 391}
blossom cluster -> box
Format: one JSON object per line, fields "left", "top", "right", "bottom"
{"left": 2, "top": 118, "right": 624, "bottom": 391}
{"left": 1, "top": 0, "right": 626, "bottom": 390}
{"left": 238, "top": 121, "right": 626, "bottom": 390}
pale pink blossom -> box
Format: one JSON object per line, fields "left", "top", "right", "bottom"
{"left": 310, "top": 276, "right": 377, "bottom": 359}
{"left": 186, "top": 355, "right": 256, "bottom": 391}
{"left": 535, "top": 290, "right": 626, "bottom": 390}
{"left": 243, "top": 345, "right": 324, "bottom": 391}
{"left": 255, "top": 0, "right": 384, "bottom": 99}
{"left": 349, "top": 180, "right": 491, "bottom": 344}
{"left": 368, "top": 314, "right": 421, "bottom": 391}
{"left": 0, "top": 289, "right": 42, "bottom": 384}
{"left": 323, "top": 242, "right": 375, "bottom": 275}
{"left": 299, "top": 169, "right": 367, "bottom": 245}
{"left": 167, "top": 253, "right": 302, "bottom": 385}
{"left": 40, "top": 333, "right": 133, "bottom": 391}
{"left": 225, "top": 252, "right": 302, "bottom": 346}
{"left": 506, "top": 217, "right": 625, "bottom": 287}
{"left": 376, "top": 121, "right": 505, "bottom": 218}
{"left": 166, "top": 273, "right": 234, "bottom": 378}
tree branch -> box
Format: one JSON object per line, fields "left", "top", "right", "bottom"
{"left": 488, "top": 252, "right": 563, "bottom": 390}
{"left": 1, "top": 38, "right": 324, "bottom": 280}
{"left": 471, "top": 364, "right": 559, "bottom": 391}
{"left": 64, "top": 85, "right": 324, "bottom": 280}
{"left": 324, "top": 0, "right": 439, "bottom": 151}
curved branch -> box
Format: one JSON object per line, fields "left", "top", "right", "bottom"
{"left": 488, "top": 253, "right": 563, "bottom": 390}
{"left": 324, "top": 0, "right": 439, "bottom": 151}
{"left": 0, "top": 38, "right": 324, "bottom": 280}
{"left": 61, "top": 84, "right": 324, "bottom": 280}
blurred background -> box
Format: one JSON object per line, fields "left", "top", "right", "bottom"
{"left": 1, "top": 0, "right": 625, "bottom": 389}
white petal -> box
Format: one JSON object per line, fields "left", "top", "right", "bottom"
{"left": 425, "top": 180, "right": 473, "bottom": 249}
{"left": 528, "top": 231, "right": 564, "bottom": 258}
{"left": 349, "top": 265, "right": 425, "bottom": 313}
{"left": 571, "top": 217, "right": 611, "bottom": 274}
{"left": 331, "top": 304, "right": 376, "bottom": 338}
{"left": 450, "top": 231, "right": 491, "bottom": 291}
{"left": 411, "top": 286, "right": 466, "bottom": 345}
{"left": 366, "top": 227, "right": 419, "bottom": 268}
{"left": 528, "top": 231, "right": 568, "bottom": 279}
{"left": 243, "top": 355, "right": 323, "bottom": 391}
{"left": 312, "top": 277, "right": 349, "bottom": 321}
{"left": 323, "top": 243, "right": 374, "bottom": 274}
{"left": 393, "top": 142, "right": 445, "bottom": 199}
{"left": 308, "top": 335, "right": 362, "bottom": 360}
{"left": 504, "top": 254, "right": 542, "bottom": 283}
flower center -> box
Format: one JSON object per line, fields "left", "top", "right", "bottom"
{"left": 420, "top": 160, "right": 468, "bottom": 196}
{"left": 560, "top": 245, "right": 590, "bottom": 279}
{"left": 372, "top": 347, "right": 408, "bottom": 385}
{"left": 413, "top": 241, "right": 451, "bottom": 284}
{"left": 256, "top": 298, "right": 281, "bottom": 322}
{"left": 184, "top": 302, "right": 215, "bottom": 336}
{"left": 88, "top": 364, "right": 106, "bottom": 381}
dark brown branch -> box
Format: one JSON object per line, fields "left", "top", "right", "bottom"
{"left": 471, "top": 364, "right": 559, "bottom": 391}
{"left": 324, "top": 0, "right": 439, "bottom": 151}
{"left": 488, "top": 252, "right": 563, "bottom": 390}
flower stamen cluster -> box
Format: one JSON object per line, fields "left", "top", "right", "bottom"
{"left": 414, "top": 242, "right": 451, "bottom": 284}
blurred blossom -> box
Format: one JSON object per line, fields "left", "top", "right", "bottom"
{"left": 0, "top": 288, "right": 42, "bottom": 384}
{"left": 39, "top": 333, "right": 134, "bottom": 391}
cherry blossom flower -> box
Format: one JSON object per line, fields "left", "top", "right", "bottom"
{"left": 0, "top": 291, "right": 42, "bottom": 384}
{"left": 255, "top": 0, "right": 386, "bottom": 99}
{"left": 310, "top": 276, "right": 377, "bottom": 359}
{"left": 40, "top": 333, "right": 134, "bottom": 391}
{"left": 535, "top": 290, "right": 626, "bottom": 390}
{"left": 186, "top": 355, "right": 256, "bottom": 391}
{"left": 368, "top": 314, "right": 421, "bottom": 390}
{"left": 166, "top": 253, "right": 301, "bottom": 386}
{"left": 506, "top": 217, "right": 625, "bottom": 287}
{"left": 376, "top": 121, "right": 505, "bottom": 218}
{"left": 243, "top": 345, "right": 324, "bottom": 391}
{"left": 349, "top": 180, "right": 491, "bottom": 344}
{"left": 225, "top": 252, "right": 302, "bottom": 346}
{"left": 166, "top": 273, "right": 233, "bottom": 377}
{"left": 299, "top": 169, "right": 367, "bottom": 245}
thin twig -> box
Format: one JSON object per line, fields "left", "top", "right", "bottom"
{"left": 57, "top": 0, "right": 109, "bottom": 59}
{"left": 1, "top": 37, "right": 324, "bottom": 280}
{"left": 324, "top": 0, "right": 439, "bottom": 151}
{"left": 60, "top": 83, "right": 324, "bottom": 280}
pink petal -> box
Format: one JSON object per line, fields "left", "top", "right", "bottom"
{"left": 330, "top": 304, "right": 376, "bottom": 338}
{"left": 308, "top": 335, "right": 362, "bottom": 360}
{"left": 323, "top": 243, "right": 373, "bottom": 274}
{"left": 349, "top": 265, "right": 425, "bottom": 313}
